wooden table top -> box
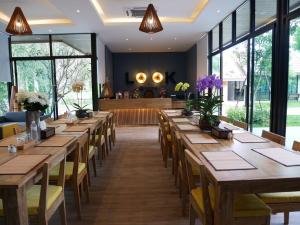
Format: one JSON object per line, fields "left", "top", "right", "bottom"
{"left": 166, "top": 113, "right": 300, "bottom": 193}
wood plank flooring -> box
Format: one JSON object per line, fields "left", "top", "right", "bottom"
{"left": 50, "top": 126, "right": 300, "bottom": 225}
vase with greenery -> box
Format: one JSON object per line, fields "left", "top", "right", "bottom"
{"left": 72, "top": 81, "right": 88, "bottom": 118}
{"left": 16, "top": 90, "right": 49, "bottom": 136}
{"left": 175, "top": 82, "right": 190, "bottom": 100}
{"left": 195, "top": 75, "right": 223, "bottom": 130}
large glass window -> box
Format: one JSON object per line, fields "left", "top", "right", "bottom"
{"left": 290, "top": 0, "right": 300, "bottom": 11}
{"left": 222, "top": 41, "right": 248, "bottom": 122}
{"left": 0, "top": 82, "right": 9, "bottom": 114}
{"left": 252, "top": 30, "right": 273, "bottom": 135}
{"left": 286, "top": 18, "right": 300, "bottom": 148}
{"left": 236, "top": 1, "right": 250, "bottom": 38}
{"left": 212, "top": 26, "right": 219, "bottom": 51}
{"left": 212, "top": 54, "right": 220, "bottom": 76}
{"left": 255, "top": 0, "right": 277, "bottom": 29}
{"left": 223, "top": 16, "right": 232, "bottom": 45}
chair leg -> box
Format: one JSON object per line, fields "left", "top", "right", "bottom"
{"left": 73, "top": 184, "right": 82, "bottom": 220}
{"left": 284, "top": 211, "right": 290, "bottom": 225}
{"left": 59, "top": 200, "right": 67, "bottom": 225}
{"left": 87, "top": 162, "right": 91, "bottom": 186}
{"left": 182, "top": 183, "right": 188, "bottom": 216}
{"left": 83, "top": 175, "right": 90, "bottom": 203}
{"left": 109, "top": 135, "right": 112, "bottom": 151}
{"left": 189, "top": 203, "right": 196, "bottom": 225}
{"left": 92, "top": 155, "right": 97, "bottom": 177}
{"left": 112, "top": 130, "right": 116, "bottom": 145}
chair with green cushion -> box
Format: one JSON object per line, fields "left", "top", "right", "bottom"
{"left": 0, "top": 151, "right": 67, "bottom": 225}
{"left": 184, "top": 149, "right": 271, "bottom": 225}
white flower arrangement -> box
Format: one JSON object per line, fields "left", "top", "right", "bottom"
{"left": 71, "top": 81, "right": 88, "bottom": 112}
{"left": 72, "top": 81, "right": 85, "bottom": 93}
{"left": 16, "top": 90, "right": 49, "bottom": 111}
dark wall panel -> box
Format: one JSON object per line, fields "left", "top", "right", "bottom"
{"left": 186, "top": 45, "right": 197, "bottom": 93}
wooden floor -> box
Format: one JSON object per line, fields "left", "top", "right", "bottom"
{"left": 50, "top": 126, "right": 300, "bottom": 225}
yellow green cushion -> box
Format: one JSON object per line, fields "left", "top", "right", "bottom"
{"left": 0, "top": 185, "right": 62, "bottom": 216}
{"left": 50, "top": 162, "right": 86, "bottom": 180}
{"left": 0, "top": 123, "right": 18, "bottom": 139}
{"left": 95, "top": 134, "right": 105, "bottom": 145}
{"left": 192, "top": 187, "right": 270, "bottom": 218}
{"left": 258, "top": 192, "right": 300, "bottom": 203}
{"left": 179, "top": 161, "right": 200, "bottom": 176}
{"left": 89, "top": 145, "right": 95, "bottom": 156}
{"left": 167, "top": 134, "right": 172, "bottom": 142}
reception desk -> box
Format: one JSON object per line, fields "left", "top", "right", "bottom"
{"left": 99, "top": 98, "right": 185, "bottom": 126}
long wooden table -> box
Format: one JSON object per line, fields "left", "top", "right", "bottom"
{"left": 163, "top": 111, "right": 300, "bottom": 225}
{"left": 0, "top": 114, "right": 108, "bottom": 225}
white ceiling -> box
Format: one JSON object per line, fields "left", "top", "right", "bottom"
{"left": 0, "top": 0, "right": 245, "bottom": 52}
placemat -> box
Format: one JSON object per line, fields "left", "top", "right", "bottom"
{"left": 163, "top": 110, "right": 178, "bottom": 113}
{"left": 37, "top": 136, "right": 75, "bottom": 147}
{"left": 177, "top": 124, "right": 200, "bottom": 131}
{"left": 173, "top": 118, "right": 190, "bottom": 123}
{"left": 221, "top": 123, "right": 240, "bottom": 130}
{"left": 234, "top": 133, "right": 268, "bottom": 143}
{"left": 63, "top": 125, "right": 89, "bottom": 132}
{"left": 252, "top": 148, "right": 300, "bottom": 167}
{"left": 0, "top": 136, "right": 17, "bottom": 147}
{"left": 79, "top": 119, "right": 99, "bottom": 124}
{"left": 201, "top": 151, "right": 256, "bottom": 171}
{"left": 0, "top": 155, "right": 49, "bottom": 175}
{"left": 186, "top": 133, "right": 219, "bottom": 144}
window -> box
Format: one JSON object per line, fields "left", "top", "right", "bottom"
{"left": 290, "top": 0, "right": 300, "bottom": 11}
{"left": 212, "top": 54, "right": 221, "bottom": 76}
{"left": 255, "top": 0, "right": 277, "bottom": 28}
{"left": 223, "top": 16, "right": 232, "bottom": 45}
{"left": 11, "top": 35, "right": 50, "bottom": 57}
{"left": 222, "top": 41, "right": 248, "bottom": 122}
{"left": 0, "top": 82, "right": 8, "bottom": 114}
{"left": 252, "top": 30, "right": 273, "bottom": 135}
{"left": 286, "top": 18, "right": 300, "bottom": 148}
{"left": 236, "top": 1, "right": 250, "bottom": 38}
{"left": 212, "top": 26, "right": 219, "bottom": 51}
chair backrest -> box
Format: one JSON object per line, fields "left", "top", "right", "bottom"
{"left": 233, "top": 120, "right": 248, "bottom": 130}
{"left": 219, "top": 115, "right": 229, "bottom": 123}
{"left": 170, "top": 124, "right": 179, "bottom": 166}
{"left": 39, "top": 151, "right": 66, "bottom": 216}
{"left": 94, "top": 120, "right": 104, "bottom": 147}
{"left": 13, "top": 125, "right": 26, "bottom": 135}
{"left": 261, "top": 130, "right": 285, "bottom": 146}
{"left": 107, "top": 113, "right": 113, "bottom": 131}
{"left": 292, "top": 140, "right": 300, "bottom": 151}
{"left": 72, "top": 130, "right": 89, "bottom": 178}
{"left": 184, "top": 150, "right": 213, "bottom": 224}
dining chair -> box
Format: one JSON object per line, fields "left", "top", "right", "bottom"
{"left": 219, "top": 115, "right": 229, "bottom": 122}
{"left": 158, "top": 112, "right": 171, "bottom": 168}
{"left": 261, "top": 130, "right": 285, "bottom": 145}
{"left": 184, "top": 149, "right": 271, "bottom": 225}
{"left": 292, "top": 140, "right": 300, "bottom": 151}
{"left": 94, "top": 120, "right": 107, "bottom": 165}
{"left": 50, "top": 131, "right": 90, "bottom": 219}
{"left": 13, "top": 125, "right": 26, "bottom": 135}
{"left": 169, "top": 124, "right": 179, "bottom": 183}
{"left": 106, "top": 113, "right": 114, "bottom": 152}
{"left": 88, "top": 122, "right": 99, "bottom": 181}
{"left": 111, "top": 112, "right": 116, "bottom": 146}
{"left": 0, "top": 151, "right": 67, "bottom": 225}
{"left": 233, "top": 119, "right": 248, "bottom": 130}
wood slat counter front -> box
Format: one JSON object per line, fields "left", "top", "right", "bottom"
{"left": 99, "top": 98, "right": 182, "bottom": 126}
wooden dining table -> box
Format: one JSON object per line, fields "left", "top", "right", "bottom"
{"left": 0, "top": 114, "right": 108, "bottom": 225}
{"left": 164, "top": 112, "right": 300, "bottom": 225}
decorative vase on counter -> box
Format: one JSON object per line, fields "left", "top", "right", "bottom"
{"left": 76, "top": 109, "right": 88, "bottom": 119}
{"left": 25, "top": 111, "right": 41, "bottom": 140}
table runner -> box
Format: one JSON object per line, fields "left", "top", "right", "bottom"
{"left": 234, "top": 133, "right": 268, "bottom": 143}
{"left": 201, "top": 151, "right": 256, "bottom": 171}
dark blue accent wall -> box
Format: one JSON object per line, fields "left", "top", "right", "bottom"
{"left": 186, "top": 45, "right": 197, "bottom": 93}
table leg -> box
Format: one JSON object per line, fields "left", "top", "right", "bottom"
{"left": 2, "top": 187, "right": 29, "bottom": 225}
{"left": 214, "top": 185, "right": 234, "bottom": 225}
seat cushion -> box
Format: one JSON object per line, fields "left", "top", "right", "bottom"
{"left": 192, "top": 187, "right": 270, "bottom": 218}
{"left": 89, "top": 145, "right": 95, "bottom": 156}
{"left": 0, "top": 123, "right": 18, "bottom": 139}
{"left": 258, "top": 192, "right": 300, "bottom": 204}
{"left": 50, "top": 162, "right": 86, "bottom": 180}
{"left": 107, "top": 128, "right": 111, "bottom": 136}
{"left": 167, "top": 134, "right": 172, "bottom": 142}
{"left": 0, "top": 185, "right": 62, "bottom": 216}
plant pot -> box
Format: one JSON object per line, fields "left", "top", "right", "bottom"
{"left": 199, "top": 119, "right": 212, "bottom": 131}
{"left": 182, "top": 109, "right": 193, "bottom": 116}
{"left": 76, "top": 110, "right": 88, "bottom": 119}
{"left": 25, "top": 111, "right": 41, "bottom": 140}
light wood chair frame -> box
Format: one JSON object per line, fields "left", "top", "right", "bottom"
{"left": 261, "top": 130, "right": 286, "bottom": 145}
{"left": 233, "top": 120, "right": 248, "bottom": 130}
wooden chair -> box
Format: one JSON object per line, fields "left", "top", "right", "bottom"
{"left": 158, "top": 112, "right": 171, "bottom": 168}
{"left": 233, "top": 119, "right": 248, "bottom": 130}
{"left": 261, "top": 130, "right": 285, "bottom": 145}
{"left": 169, "top": 124, "right": 179, "bottom": 183}
{"left": 88, "top": 122, "right": 100, "bottom": 181}
{"left": 219, "top": 115, "right": 229, "bottom": 122}
{"left": 106, "top": 113, "right": 114, "bottom": 152}
{"left": 184, "top": 149, "right": 271, "bottom": 225}
{"left": 50, "top": 131, "right": 90, "bottom": 219}
{"left": 94, "top": 120, "right": 107, "bottom": 165}
{"left": 111, "top": 112, "right": 116, "bottom": 146}
{"left": 292, "top": 140, "right": 300, "bottom": 151}
{"left": 0, "top": 152, "right": 67, "bottom": 225}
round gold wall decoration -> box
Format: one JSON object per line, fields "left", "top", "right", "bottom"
{"left": 136, "top": 72, "right": 147, "bottom": 84}
{"left": 152, "top": 72, "right": 164, "bottom": 83}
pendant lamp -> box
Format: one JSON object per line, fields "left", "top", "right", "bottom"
{"left": 6, "top": 7, "right": 32, "bottom": 35}
{"left": 139, "top": 4, "right": 163, "bottom": 34}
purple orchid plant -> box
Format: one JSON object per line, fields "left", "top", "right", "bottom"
{"left": 194, "top": 75, "right": 223, "bottom": 128}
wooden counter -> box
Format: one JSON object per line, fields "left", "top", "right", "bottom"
{"left": 98, "top": 98, "right": 184, "bottom": 126}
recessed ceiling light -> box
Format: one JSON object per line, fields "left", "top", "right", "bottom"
{"left": 128, "top": 48, "right": 132, "bottom": 51}
{"left": 125, "top": 38, "right": 129, "bottom": 41}
{"left": 150, "top": 37, "right": 153, "bottom": 40}
{"left": 174, "top": 37, "right": 177, "bottom": 40}
{"left": 76, "top": 9, "right": 80, "bottom": 13}
{"left": 217, "top": 9, "right": 221, "bottom": 13}
{"left": 48, "top": 29, "right": 52, "bottom": 33}
{"left": 168, "top": 47, "right": 172, "bottom": 50}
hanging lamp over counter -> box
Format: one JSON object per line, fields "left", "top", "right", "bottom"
{"left": 139, "top": 4, "right": 163, "bottom": 34}
{"left": 6, "top": 7, "right": 32, "bottom": 35}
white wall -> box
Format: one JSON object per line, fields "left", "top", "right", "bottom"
{"left": 97, "top": 35, "right": 106, "bottom": 84}
{"left": 0, "top": 31, "right": 11, "bottom": 82}
{"left": 196, "top": 34, "right": 208, "bottom": 80}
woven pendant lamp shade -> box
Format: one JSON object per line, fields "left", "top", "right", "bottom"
{"left": 6, "top": 7, "right": 32, "bottom": 35}
{"left": 139, "top": 4, "right": 163, "bottom": 34}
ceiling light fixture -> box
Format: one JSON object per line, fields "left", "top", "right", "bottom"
{"left": 125, "top": 38, "right": 129, "bottom": 41}
{"left": 76, "top": 9, "right": 81, "bottom": 13}
{"left": 217, "top": 9, "right": 221, "bottom": 13}
{"left": 6, "top": 7, "right": 32, "bottom": 35}
{"left": 139, "top": 4, "right": 163, "bottom": 34}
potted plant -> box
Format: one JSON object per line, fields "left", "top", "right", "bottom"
{"left": 72, "top": 81, "right": 88, "bottom": 118}
{"left": 195, "top": 75, "right": 223, "bottom": 130}
{"left": 175, "top": 82, "right": 190, "bottom": 100}
{"left": 16, "top": 90, "right": 49, "bottom": 136}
